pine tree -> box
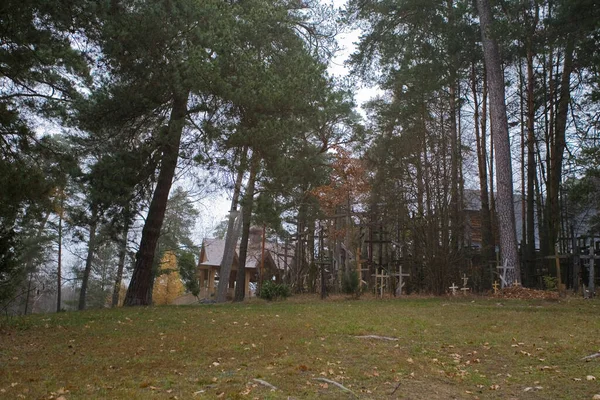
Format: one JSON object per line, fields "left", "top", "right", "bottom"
{"left": 476, "top": 0, "right": 520, "bottom": 285}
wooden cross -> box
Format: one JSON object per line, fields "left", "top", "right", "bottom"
{"left": 492, "top": 280, "right": 499, "bottom": 294}
{"left": 374, "top": 271, "right": 388, "bottom": 298}
{"left": 496, "top": 259, "right": 514, "bottom": 288}
{"left": 462, "top": 274, "right": 469, "bottom": 287}
{"left": 460, "top": 286, "right": 470, "bottom": 295}
{"left": 397, "top": 265, "right": 410, "bottom": 296}
{"left": 449, "top": 283, "right": 458, "bottom": 296}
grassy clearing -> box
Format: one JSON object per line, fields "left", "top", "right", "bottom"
{"left": 1, "top": 295, "right": 600, "bottom": 399}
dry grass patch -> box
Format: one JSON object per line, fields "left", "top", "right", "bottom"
{"left": 1, "top": 296, "right": 600, "bottom": 399}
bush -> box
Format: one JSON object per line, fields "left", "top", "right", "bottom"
{"left": 257, "top": 280, "right": 291, "bottom": 301}
{"left": 342, "top": 269, "right": 360, "bottom": 295}
{"left": 543, "top": 275, "right": 558, "bottom": 291}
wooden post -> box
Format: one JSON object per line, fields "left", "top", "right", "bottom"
{"left": 259, "top": 224, "right": 266, "bottom": 293}
{"left": 571, "top": 227, "right": 580, "bottom": 293}
{"left": 589, "top": 243, "right": 595, "bottom": 297}
{"left": 208, "top": 268, "right": 215, "bottom": 298}
{"left": 245, "top": 271, "right": 251, "bottom": 298}
{"left": 198, "top": 269, "right": 205, "bottom": 290}
{"left": 356, "top": 247, "right": 361, "bottom": 284}
{"left": 555, "top": 244, "right": 563, "bottom": 297}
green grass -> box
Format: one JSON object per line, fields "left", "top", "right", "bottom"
{"left": 1, "top": 295, "right": 600, "bottom": 399}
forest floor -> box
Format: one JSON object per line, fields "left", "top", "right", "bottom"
{"left": 1, "top": 294, "right": 600, "bottom": 399}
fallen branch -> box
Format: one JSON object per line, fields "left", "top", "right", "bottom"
{"left": 355, "top": 335, "right": 398, "bottom": 341}
{"left": 252, "top": 378, "right": 278, "bottom": 391}
{"left": 313, "top": 378, "right": 358, "bottom": 398}
{"left": 582, "top": 352, "right": 600, "bottom": 361}
{"left": 391, "top": 381, "right": 401, "bottom": 395}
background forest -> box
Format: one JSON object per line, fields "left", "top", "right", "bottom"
{"left": 1, "top": 0, "right": 599, "bottom": 314}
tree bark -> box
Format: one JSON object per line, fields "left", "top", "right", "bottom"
{"left": 526, "top": 40, "right": 537, "bottom": 287}
{"left": 78, "top": 206, "right": 98, "bottom": 310}
{"left": 124, "top": 91, "right": 189, "bottom": 306}
{"left": 112, "top": 219, "right": 129, "bottom": 307}
{"left": 472, "top": 63, "right": 494, "bottom": 266}
{"left": 233, "top": 153, "right": 259, "bottom": 302}
{"left": 548, "top": 38, "right": 574, "bottom": 250}
{"left": 476, "top": 0, "right": 520, "bottom": 284}
{"left": 56, "top": 201, "right": 63, "bottom": 312}
{"left": 215, "top": 148, "right": 248, "bottom": 303}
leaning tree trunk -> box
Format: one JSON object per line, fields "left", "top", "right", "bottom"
{"left": 234, "top": 154, "right": 259, "bottom": 302}
{"left": 215, "top": 147, "right": 247, "bottom": 303}
{"left": 124, "top": 91, "right": 189, "bottom": 306}
{"left": 476, "top": 0, "right": 520, "bottom": 285}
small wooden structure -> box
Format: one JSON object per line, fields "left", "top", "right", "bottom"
{"left": 196, "top": 230, "right": 292, "bottom": 300}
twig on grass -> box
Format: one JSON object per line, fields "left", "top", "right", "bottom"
{"left": 355, "top": 335, "right": 399, "bottom": 341}
{"left": 313, "top": 377, "right": 358, "bottom": 398}
{"left": 582, "top": 352, "right": 600, "bottom": 361}
{"left": 252, "top": 378, "right": 278, "bottom": 391}
{"left": 391, "top": 381, "right": 401, "bottom": 395}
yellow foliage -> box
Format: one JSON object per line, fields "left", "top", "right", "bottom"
{"left": 105, "top": 284, "right": 128, "bottom": 307}
{"left": 152, "top": 251, "right": 184, "bottom": 305}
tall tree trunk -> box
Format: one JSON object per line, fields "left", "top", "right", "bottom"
{"left": 472, "top": 63, "right": 494, "bottom": 266}
{"left": 78, "top": 206, "right": 98, "bottom": 310}
{"left": 56, "top": 200, "right": 63, "bottom": 312}
{"left": 22, "top": 211, "right": 50, "bottom": 314}
{"left": 215, "top": 147, "right": 247, "bottom": 303}
{"left": 447, "top": 0, "right": 461, "bottom": 251}
{"left": 526, "top": 40, "right": 537, "bottom": 287}
{"left": 548, "top": 38, "right": 574, "bottom": 251}
{"left": 124, "top": 91, "right": 189, "bottom": 306}
{"left": 233, "top": 153, "right": 259, "bottom": 302}
{"left": 519, "top": 61, "right": 526, "bottom": 255}
{"left": 476, "top": 0, "right": 520, "bottom": 284}
{"left": 112, "top": 219, "right": 130, "bottom": 307}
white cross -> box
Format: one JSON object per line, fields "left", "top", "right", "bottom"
{"left": 375, "top": 271, "right": 388, "bottom": 297}
{"left": 397, "top": 265, "right": 410, "bottom": 296}
{"left": 449, "top": 283, "right": 458, "bottom": 295}
{"left": 462, "top": 274, "right": 469, "bottom": 287}
{"left": 496, "top": 259, "right": 514, "bottom": 288}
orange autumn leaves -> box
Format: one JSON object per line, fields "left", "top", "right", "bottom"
{"left": 312, "top": 148, "right": 370, "bottom": 218}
